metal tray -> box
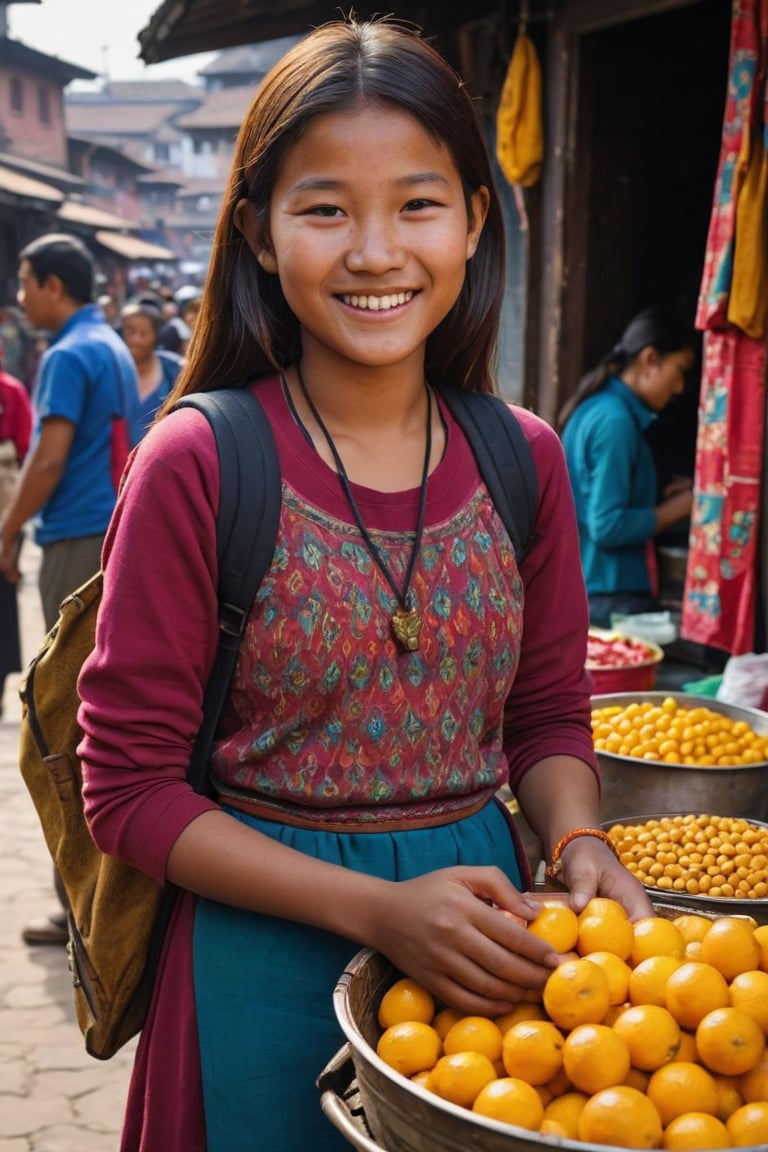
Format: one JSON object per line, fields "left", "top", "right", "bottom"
{"left": 601, "top": 811, "right": 768, "bottom": 924}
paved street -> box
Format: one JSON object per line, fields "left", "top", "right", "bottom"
{"left": 0, "top": 540, "right": 133, "bottom": 1152}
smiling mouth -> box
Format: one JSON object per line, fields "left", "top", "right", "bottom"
{"left": 340, "top": 291, "right": 415, "bottom": 311}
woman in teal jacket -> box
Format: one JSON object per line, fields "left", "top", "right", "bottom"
{"left": 560, "top": 308, "right": 696, "bottom": 627}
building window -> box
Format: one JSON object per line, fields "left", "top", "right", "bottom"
{"left": 154, "top": 142, "right": 170, "bottom": 163}
{"left": 38, "top": 86, "right": 51, "bottom": 124}
{"left": 10, "top": 76, "right": 23, "bottom": 114}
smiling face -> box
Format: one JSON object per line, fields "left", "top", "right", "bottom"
{"left": 238, "top": 101, "right": 489, "bottom": 382}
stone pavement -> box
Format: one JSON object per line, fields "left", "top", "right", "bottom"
{"left": 0, "top": 540, "right": 133, "bottom": 1152}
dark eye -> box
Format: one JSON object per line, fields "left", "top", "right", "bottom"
{"left": 403, "top": 198, "right": 437, "bottom": 212}
{"left": 307, "top": 205, "right": 342, "bottom": 217}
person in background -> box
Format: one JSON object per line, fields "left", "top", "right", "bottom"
{"left": 121, "top": 299, "right": 184, "bottom": 435}
{"left": 97, "top": 293, "right": 121, "bottom": 332}
{"left": 0, "top": 338, "right": 32, "bottom": 717}
{"left": 78, "top": 20, "right": 650, "bottom": 1150}
{"left": 559, "top": 307, "right": 696, "bottom": 628}
{"left": 0, "top": 232, "right": 141, "bottom": 947}
{"left": 156, "top": 293, "right": 192, "bottom": 355}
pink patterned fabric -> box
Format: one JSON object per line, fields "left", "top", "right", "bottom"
{"left": 683, "top": 0, "right": 768, "bottom": 653}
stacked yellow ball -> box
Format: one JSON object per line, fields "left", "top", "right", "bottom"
{"left": 591, "top": 698, "right": 768, "bottom": 767}
{"left": 375, "top": 899, "right": 768, "bottom": 1148}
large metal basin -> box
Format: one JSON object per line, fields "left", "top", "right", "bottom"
{"left": 592, "top": 692, "right": 768, "bottom": 824}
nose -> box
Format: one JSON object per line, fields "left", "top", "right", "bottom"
{"left": 345, "top": 212, "right": 406, "bottom": 273}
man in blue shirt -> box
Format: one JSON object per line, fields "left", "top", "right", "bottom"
{"left": 0, "top": 232, "right": 140, "bottom": 946}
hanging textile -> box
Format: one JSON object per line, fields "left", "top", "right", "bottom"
{"left": 682, "top": 0, "right": 768, "bottom": 654}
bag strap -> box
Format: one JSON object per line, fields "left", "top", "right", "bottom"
{"left": 438, "top": 387, "right": 539, "bottom": 561}
{"left": 173, "top": 388, "right": 281, "bottom": 793}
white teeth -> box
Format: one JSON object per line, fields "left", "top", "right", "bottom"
{"left": 342, "top": 292, "right": 414, "bottom": 310}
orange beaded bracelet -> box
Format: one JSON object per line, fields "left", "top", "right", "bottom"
{"left": 545, "top": 828, "right": 621, "bottom": 880}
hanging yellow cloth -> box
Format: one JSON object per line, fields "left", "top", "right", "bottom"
{"left": 495, "top": 30, "right": 543, "bottom": 188}
{"left": 728, "top": 123, "right": 768, "bottom": 338}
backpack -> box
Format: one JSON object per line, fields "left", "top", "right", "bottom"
{"left": 18, "top": 384, "right": 537, "bottom": 1059}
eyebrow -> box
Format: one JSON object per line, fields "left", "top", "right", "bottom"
{"left": 289, "top": 171, "right": 451, "bottom": 194}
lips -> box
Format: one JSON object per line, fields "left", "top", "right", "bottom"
{"left": 340, "top": 291, "right": 415, "bottom": 311}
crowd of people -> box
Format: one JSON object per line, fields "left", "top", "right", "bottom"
{"left": 0, "top": 17, "right": 699, "bottom": 1152}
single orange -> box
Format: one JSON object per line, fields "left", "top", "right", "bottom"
{"left": 377, "top": 977, "right": 435, "bottom": 1028}
{"left": 577, "top": 1085, "right": 663, "bottom": 1149}
{"left": 494, "top": 1001, "right": 545, "bottom": 1035}
{"left": 753, "top": 924, "right": 768, "bottom": 972}
{"left": 584, "top": 950, "right": 632, "bottom": 1005}
{"left": 443, "top": 1016, "right": 503, "bottom": 1063}
{"left": 739, "top": 1053, "right": 768, "bottom": 1102}
{"left": 542, "top": 957, "right": 611, "bottom": 1030}
{"left": 471, "top": 1076, "right": 544, "bottom": 1130}
{"left": 646, "top": 1061, "right": 718, "bottom": 1126}
{"left": 539, "top": 1119, "right": 568, "bottom": 1137}
{"left": 671, "top": 1029, "right": 699, "bottom": 1064}
{"left": 562, "top": 1023, "right": 631, "bottom": 1094}
{"left": 664, "top": 961, "right": 731, "bottom": 1030}
{"left": 410, "top": 1069, "right": 431, "bottom": 1088}
{"left": 377, "top": 1021, "right": 442, "bottom": 1077}
{"left": 629, "top": 955, "right": 683, "bottom": 1007}
{"left": 528, "top": 901, "right": 580, "bottom": 953}
{"left": 428, "top": 1051, "right": 496, "bottom": 1108}
{"left": 662, "top": 1112, "right": 731, "bottom": 1149}
{"left": 673, "top": 913, "right": 715, "bottom": 945}
{"left": 501, "top": 1018, "right": 564, "bottom": 1085}
{"left": 432, "top": 1007, "right": 463, "bottom": 1040}
{"left": 729, "top": 969, "right": 768, "bottom": 1034}
{"left": 577, "top": 898, "right": 634, "bottom": 960}
{"left": 712, "top": 1074, "right": 744, "bottom": 1121}
{"left": 623, "top": 1066, "right": 650, "bottom": 1093}
{"left": 630, "top": 917, "right": 686, "bottom": 966}
{"left": 726, "top": 1101, "right": 768, "bottom": 1146}
{"left": 700, "top": 918, "right": 761, "bottom": 981}
{"left": 696, "top": 1007, "right": 766, "bottom": 1076}
{"left": 612, "top": 1003, "right": 681, "bottom": 1071}
{"left": 684, "top": 941, "right": 703, "bottom": 961}
{"left": 541, "top": 1091, "right": 589, "bottom": 1139}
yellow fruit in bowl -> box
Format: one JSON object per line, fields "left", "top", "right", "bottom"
{"left": 562, "top": 1023, "right": 631, "bottom": 1094}
{"left": 662, "top": 1112, "right": 731, "bottom": 1149}
{"left": 528, "top": 901, "right": 580, "bottom": 953}
{"left": 646, "top": 1061, "right": 718, "bottom": 1126}
{"left": 376, "top": 1020, "right": 442, "bottom": 1077}
{"left": 611, "top": 1004, "right": 681, "bottom": 1071}
{"left": 728, "top": 968, "right": 768, "bottom": 1033}
{"left": 377, "top": 977, "right": 435, "bottom": 1028}
{"left": 428, "top": 1051, "right": 496, "bottom": 1109}
{"left": 584, "top": 950, "right": 632, "bottom": 1004}
{"left": 542, "top": 957, "right": 611, "bottom": 1030}
{"left": 501, "top": 1018, "right": 564, "bottom": 1085}
{"left": 664, "top": 960, "right": 730, "bottom": 1030}
{"left": 577, "top": 898, "right": 634, "bottom": 960}
{"left": 630, "top": 917, "right": 686, "bottom": 966}
{"left": 443, "top": 1016, "right": 503, "bottom": 1063}
{"left": 700, "top": 918, "right": 761, "bottom": 981}
{"left": 726, "top": 1101, "right": 768, "bottom": 1146}
{"left": 629, "top": 954, "right": 683, "bottom": 1007}
{"left": 696, "top": 1007, "right": 766, "bottom": 1076}
{"left": 577, "top": 1085, "right": 663, "bottom": 1148}
{"left": 432, "top": 1007, "right": 463, "bottom": 1040}
{"left": 542, "top": 1091, "right": 589, "bottom": 1139}
{"left": 471, "top": 1076, "right": 544, "bottom": 1129}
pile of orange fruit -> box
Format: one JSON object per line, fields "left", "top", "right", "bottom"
{"left": 375, "top": 898, "right": 768, "bottom": 1148}
{"left": 591, "top": 697, "right": 768, "bottom": 767}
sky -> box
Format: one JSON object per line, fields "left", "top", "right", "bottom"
{"left": 9, "top": 0, "right": 218, "bottom": 84}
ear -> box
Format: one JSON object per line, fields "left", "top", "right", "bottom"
{"left": 466, "top": 185, "right": 491, "bottom": 260}
{"left": 637, "top": 345, "right": 661, "bottom": 372}
{"left": 234, "top": 198, "right": 278, "bottom": 274}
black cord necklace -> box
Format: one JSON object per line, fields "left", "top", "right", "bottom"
{"left": 295, "top": 363, "right": 431, "bottom": 652}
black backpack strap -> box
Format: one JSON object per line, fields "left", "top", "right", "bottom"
{"left": 173, "top": 388, "right": 281, "bottom": 793}
{"left": 439, "top": 386, "right": 539, "bottom": 561}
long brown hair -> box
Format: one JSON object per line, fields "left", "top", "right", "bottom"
{"left": 557, "top": 307, "right": 696, "bottom": 432}
{"left": 161, "top": 16, "right": 506, "bottom": 412}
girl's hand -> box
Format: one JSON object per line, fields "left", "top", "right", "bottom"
{"left": 367, "top": 866, "right": 562, "bottom": 1017}
{"left": 556, "top": 836, "right": 654, "bottom": 921}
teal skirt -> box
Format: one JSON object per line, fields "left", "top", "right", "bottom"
{"left": 193, "top": 798, "right": 523, "bottom": 1152}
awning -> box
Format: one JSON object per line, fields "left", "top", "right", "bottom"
{"left": 0, "top": 164, "right": 64, "bottom": 203}
{"left": 94, "top": 230, "right": 177, "bottom": 261}
{"left": 57, "top": 201, "right": 140, "bottom": 230}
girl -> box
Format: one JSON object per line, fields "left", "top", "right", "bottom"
{"left": 559, "top": 307, "right": 696, "bottom": 628}
{"left": 78, "top": 18, "right": 651, "bottom": 1152}
{"left": 120, "top": 299, "right": 183, "bottom": 435}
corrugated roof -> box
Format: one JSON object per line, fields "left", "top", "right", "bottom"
{"left": 103, "top": 79, "right": 202, "bottom": 103}
{"left": 0, "top": 150, "right": 84, "bottom": 189}
{"left": 174, "top": 83, "right": 254, "bottom": 130}
{"left": 57, "top": 200, "right": 140, "bottom": 230}
{"left": 94, "top": 231, "right": 177, "bottom": 261}
{"left": 65, "top": 101, "right": 198, "bottom": 136}
{"left": 0, "top": 164, "right": 63, "bottom": 203}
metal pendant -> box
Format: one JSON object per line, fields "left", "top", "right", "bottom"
{"left": 391, "top": 605, "right": 422, "bottom": 651}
